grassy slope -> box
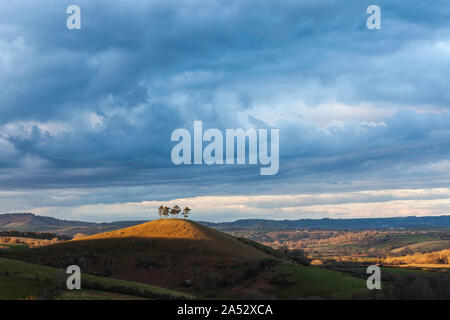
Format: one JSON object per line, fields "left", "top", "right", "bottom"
{"left": 270, "top": 264, "right": 366, "bottom": 299}
{"left": 0, "top": 244, "right": 28, "bottom": 252}
{"left": 0, "top": 257, "right": 192, "bottom": 300}
{"left": 0, "top": 275, "right": 47, "bottom": 300}
{"left": 0, "top": 257, "right": 370, "bottom": 300}
{"left": 3, "top": 220, "right": 377, "bottom": 299}
{"left": 76, "top": 219, "right": 270, "bottom": 260}
{"left": 3, "top": 220, "right": 272, "bottom": 299}
{"left": 55, "top": 290, "right": 149, "bottom": 300}
{"left": 5, "top": 221, "right": 273, "bottom": 295}
{"left": 323, "top": 265, "right": 450, "bottom": 299}
{"left": 371, "top": 234, "right": 440, "bottom": 249}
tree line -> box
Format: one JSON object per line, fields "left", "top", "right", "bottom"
{"left": 158, "top": 205, "right": 191, "bottom": 219}
{"left": 0, "top": 230, "right": 70, "bottom": 241}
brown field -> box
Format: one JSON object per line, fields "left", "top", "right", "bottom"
{"left": 229, "top": 228, "right": 450, "bottom": 268}
{"left": 384, "top": 249, "right": 450, "bottom": 266}
{"left": 0, "top": 236, "right": 61, "bottom": 248}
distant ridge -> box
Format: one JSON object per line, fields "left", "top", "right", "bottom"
{"left": 0, "top": 213, "right": 146, "bottom": 236}
{"left": 0, "top": 212, "right": 94, "bottom": 228}
{"left": 1, "top": 213, "right": 449, "bottom": 235}
{"left": 202, "top": 215, "right": 450, "bottom": 230}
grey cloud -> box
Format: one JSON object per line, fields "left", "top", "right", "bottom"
{"left": 0, "top": 0, "right": 449, "bottom": 216}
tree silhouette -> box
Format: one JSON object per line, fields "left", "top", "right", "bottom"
{"left": 182, "top": 207, "right": 191, "bottom": 219}
{"left": 162, "top": 206, "right": 170, "bottom": 218}
{"left": 170, "top": 205, "right": 181, "bottom": 218}
{"left": 158, "top": 205, "right": 187, "bottom": 219}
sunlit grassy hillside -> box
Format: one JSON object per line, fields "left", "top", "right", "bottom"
{"left": 0, "top": 257, "right": 193, "bottom": 300}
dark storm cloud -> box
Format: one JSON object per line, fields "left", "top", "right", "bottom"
{"left": 0, "top": 0, "right": 450, "bottom": 207}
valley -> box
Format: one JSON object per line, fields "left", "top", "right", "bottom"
{"left": 0, "top": 213, "right": 449, "bottom": 300}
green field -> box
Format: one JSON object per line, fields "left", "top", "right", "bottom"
{"left": 0, "top": 257, "right": 193, "bottom": 300}
{"left": 269, "top": 264, "right": 367, "bottom": 299}
{"left": 329, "top": 265, "right": 450, "bottom": 299}
{"left": 0, "top": 256, "right": 371, "bottom": 300}
{"left": 0, "top": 244, "right": 29, "bottom": 252}
{"left": 0, "top": 275, "right": 47, "bottom": 299}
{"left": 56, "top": 289, "right": 149, "bottom": 300}
{"left": 370, "top": 234, "right": 441, "bottom": 248}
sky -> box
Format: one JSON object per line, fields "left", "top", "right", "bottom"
{"left": 1, "top": 0, "right": 450, "bottom": 222}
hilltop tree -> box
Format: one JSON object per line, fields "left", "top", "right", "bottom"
{"left": 158, "top": 205, "right": 164, "bottom": 219}
{"left": 182, "top": 207, "right": 191, "bottom": 219}
{"left": 162, "top": 206, "right": 170, "bottom": 218}
{"left": 170, "top": 205, "right": 181, "bottom": 218}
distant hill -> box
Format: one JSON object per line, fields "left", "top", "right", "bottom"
{"left": 0, "top": 212, "right": 94, "bottom": 229}
{"left": 1, "top": 213, "right": 449, "bottom": 236}
{"left": 202, "top": 215, "right": 450, "bottom": 231}
{"left": 0, "top": 213, "right": 146, "bottom": 236}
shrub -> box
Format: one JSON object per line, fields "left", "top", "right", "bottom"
{"left": 268, "top": 272, "right": 295, "bottom": 286}
{"left": 257, "top": 258, "right": 280, "bottom": 270}
{"left": 201, "top": 272, "right": 226, "bottom": 289}
{"left": 287, "top": 249, "right": 310, "bottom": 266}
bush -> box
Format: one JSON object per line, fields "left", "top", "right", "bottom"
{"left": 268, "top": 272, "right": 295, "bottom": 286}
{"left": 287, "top": 249, "right": 310, "bottom": 266}
{"left": 257, "top": 258, "right": 280, "bottom": 270}
{"left": 241, "top": 258, "right": 281, "bottom": 280}
{"left": 199, "top": 272, "right": 226, "bottom": 290}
